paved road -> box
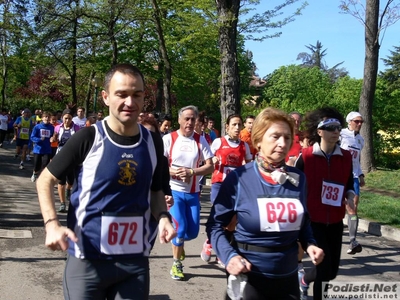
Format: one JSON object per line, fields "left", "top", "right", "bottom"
{"left": 1, "top": 142, "right": 399, "bottom": 300}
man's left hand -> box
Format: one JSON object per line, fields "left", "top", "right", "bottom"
{"left": 158, "top": 218, "right": 176, "bottom": 243}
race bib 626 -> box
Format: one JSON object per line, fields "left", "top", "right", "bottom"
{"left": 257, "top": 197, "right": 304, "bottom": 232}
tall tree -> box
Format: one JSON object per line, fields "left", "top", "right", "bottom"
{"left": 32, "top": 0, "right": 83, "bottom": 107}
{"left": 297, "top": 40, "right": 327, "bottom": 69}
{"left": 380, "top": 44, "right": 400, "bottom": 93}
{"left": 150, "top": 0, "right": 172, "bottom": 115}
{"left": 0, "top": 0, "right": 28, "bottom": 108}
{"left": 216, "top": 0, "right": 306, "bottom": 134}
{"left": 216, "top": 0, "right": 241, "bottom": 135}
{"left": 297, "top": 40, "right": 348, "bottom": 82}
{"left": 340, "top": 0, "right": 400, "bottom": 173}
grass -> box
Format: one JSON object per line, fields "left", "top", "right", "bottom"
{"left": 358, "top": 169, "right": 400, "bottom": 228}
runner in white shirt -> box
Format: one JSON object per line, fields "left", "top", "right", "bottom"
{"left": 163, "top": 105, "right": 213, "bottom": 280}
{"left": 72, "top": 106, "right": 87, "bottom": 128}
{"left": 0, "top": 108, "right": 9, "bottom": 147}
{"left": 340, "top": 111, "right": 365, "bottom": 255}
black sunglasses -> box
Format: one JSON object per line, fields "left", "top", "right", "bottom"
{"left": 320, "top": 125, "right": 342, "bottom": 132}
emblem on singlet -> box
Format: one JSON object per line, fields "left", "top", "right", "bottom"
{"left": 118, "top": 160, "right": 137, "bottom": 185}
{"left": 226, "top": 153, "right": 240, "bottom": 166}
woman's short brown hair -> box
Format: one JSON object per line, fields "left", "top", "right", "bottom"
{"left": 251, "top": 107, "right": 295, "bottom": 152}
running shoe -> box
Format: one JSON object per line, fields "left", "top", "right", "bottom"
{"left": 170, "top": 262, "right": 184, "bottom": 280}
{"left": 58, "top": 203, "right": 67, "bottom": 213}
{"left": 347, "top": 242, "right": 362, "bottom": 255}
{"left": 19, "top": 162, "right": 24, "bottom": 169}
{"left": 299, "top": 273, "right": 309, "bottom": 300}
{"left": 31, "top": 173, "right": 38, "bottom": 183}
{"left": 200, "top": 240, "right": 212, "bottom": 262}
{"left": 26, "top": 154, "right": 31, "bottom": 161}
{"left": 216, "top": 257, "right": 225, "bottom": 268}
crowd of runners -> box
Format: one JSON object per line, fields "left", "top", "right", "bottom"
{"left": 0, "top": 63, "right": 366, "bottom": 300}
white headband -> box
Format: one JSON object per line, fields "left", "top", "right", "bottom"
{"left": 317, "top": 118, "right": 341, "bottom": 129}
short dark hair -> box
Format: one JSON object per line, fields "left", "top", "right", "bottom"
{"left": 244, "top": 115, "right": 255, "bottom": 122}
{"left": 289, "top": 111, "right": 302, "bottom": 119}
{"left": 104, "top": 63, "right": 145, "bottom": 92}
{"left": 226, "top": 114, "right": 242, "bottom": 125}
{"left": 161, "top": 113, "right": 172, "bottom": 122}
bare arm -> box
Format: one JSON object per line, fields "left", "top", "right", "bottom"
{"left": 150, "top": 190, "right": 176, "bottom": 243}
{"left": 36, "top": 168, "right": 77, "bottom": 251}
{"left": 193, "top": 157, "right": 213, "bottom": 176}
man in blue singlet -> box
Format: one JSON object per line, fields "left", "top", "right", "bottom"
{"left": 36, "top": 63, "right": 176, "bottom": 299}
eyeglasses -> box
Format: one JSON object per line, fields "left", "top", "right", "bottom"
{"left": 320, "top": 125, "right": 342, "bottom": 132}
{"left": 352, "top": 120, "right": 364, "bottom": 124}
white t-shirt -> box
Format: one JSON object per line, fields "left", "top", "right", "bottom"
{"left": 340, "top": 128, "right": 364, "bottom": 178}
{"left": 163, "top": 131, "right": 213, "bottom": 193}
{"left": 72, "top": 116, "right": 87, "bottom": 128}
{"left": 0, "top": 114, "right": 8, "bottom": 131}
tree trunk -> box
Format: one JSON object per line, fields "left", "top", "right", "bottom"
{"left": 359, "top": 0, "right": 379, "bottom": 173}
{"left": 0, "top": 0, "right": 9, "bottom": 109}
{"left": 156, "top": 76, "right": 163, "bottom": 112}
{"left": 85, "top": 70, "right": 95, "bottom": 114}
{"left": 151, "top": 0, "right": 172, "bottom": 115}
{"left": 216, "top": 0, "right": 241, "bottom": 136}
{"left": 71, "top": 9, "right": 78, "bottom": 109}
{"left": 1, "top": 54, "right": 6, "bottom": 110}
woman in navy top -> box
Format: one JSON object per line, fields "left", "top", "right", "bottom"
{"left": 206, "top": 107, "right": 324, "bottom": 300}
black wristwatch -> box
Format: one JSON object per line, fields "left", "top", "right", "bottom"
{"left": 158, "top": 211, "right": 172, "bottom": 223}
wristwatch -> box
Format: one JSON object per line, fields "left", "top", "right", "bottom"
{"left": 158, "top": 211, "right": 172, "bottom": 223}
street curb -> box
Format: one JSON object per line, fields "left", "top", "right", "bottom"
{"left": 344, "top": 215, "right": 400, "bottom": 242}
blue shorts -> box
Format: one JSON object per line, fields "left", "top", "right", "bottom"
{"left": 353, "top": 178, "right": 360, "bottom": 196}
{"left": 169, "top": 190, "right": 200, "bottom": 246}
{"left": 64, "top": 255, "right": 149, "bottom": 300}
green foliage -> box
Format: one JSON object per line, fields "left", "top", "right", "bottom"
{"left": 331, "top": 76, "right": 362, "bottom": 113}
{"left": 262, "top": 65, "right": 334, "bottom": 113}
{"left": 380, "top": 45, "right": 400, "bottom": 93}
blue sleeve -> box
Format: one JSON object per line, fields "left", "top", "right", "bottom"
{"left": 209, "top": 130, "right": 217, "bottom": 141}
{"left": 296, "top": 174, "right": 317, "bottom": 249}
{"left": 14, "top": 117, "right": 21, "bottom": 126}
{"left": 30, "top": 125, "right": 42, "bottom": 144}
{"left": 206, "top": 172, "right": 239, "bottom": 265}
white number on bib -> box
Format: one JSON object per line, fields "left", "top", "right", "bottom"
{"left": 40, "top": 129, "right": 51, "bottom": 138}
{"left": 257, "top": 197, "right": 303, "bottom": 232}
{"left": 321, "top": 180, "right": 344, "bottom": 207}
{"left": 100, "top": 215, "right": 143, "bottom": 255}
